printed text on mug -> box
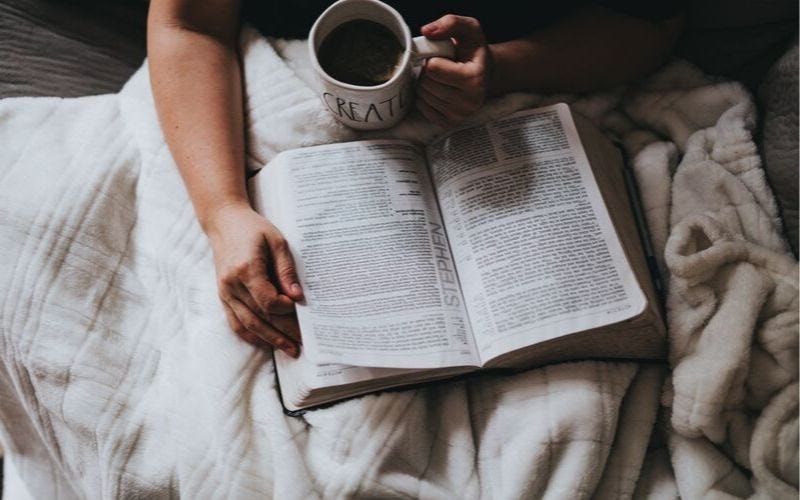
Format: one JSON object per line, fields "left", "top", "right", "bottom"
{"left": 322, "top": 87, "right": 409, "bottom": 124}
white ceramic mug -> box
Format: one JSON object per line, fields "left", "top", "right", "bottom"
{"left": 309, "top": 0, "right": 455, "bottom": 130}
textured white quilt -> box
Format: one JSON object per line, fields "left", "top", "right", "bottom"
{"left": 0, "top": 30, "right": 796, "bottom": 499}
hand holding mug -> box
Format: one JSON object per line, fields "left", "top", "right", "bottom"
{"left": 309, "top": 0, "right": 455, "bottom": 130}
{"left": 416, "top": 15, "right": 493, "bottom": 128}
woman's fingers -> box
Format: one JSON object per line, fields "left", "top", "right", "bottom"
{"left": 227, "top": 297, "right": 300, "bottom": 357}
{"left": 231, "top": 252, "right": 280, "bottom": 312}
{"left": 416, "top": 85, "right": 468, "bottom": 124}
{"left": 416, "top": 97, "right": 449, "bottom": 127}
{"left": 268, "top": 314, "right": 302, "bottom": 344}
{"left": 423, "top": 56, "right": 484, "bottom": 89}
{"left": 422, "top": 15, "right": 486, "bottom": 48}
{"left": 223, "top": 303, "right": 271, "bottom": 348}
{"left": 267, "top": 233, "right": 304, "bottom": 301}
{"left": 418, "top": 77, "right": 459, "bottom": 102}
{"left": 416, "top": 13, "right": 490, "bottom": 127}
{"left": 231, "top": 279, "right": 300, "bottom": 342}
{"left": 220, "top": 273, "right": 298, "bottom": 355}
{"left": 238, "top": 271, "right": 293, "bottom": 315}
{"left": 419, "top": 77, "right": 481, "bottom": 114}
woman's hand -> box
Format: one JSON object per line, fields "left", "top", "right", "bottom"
{"left": 416, "top": 15, "right": 493, "bottom": 127}
{"left": 205, "top": 202, "right": 304, "bottom": 357}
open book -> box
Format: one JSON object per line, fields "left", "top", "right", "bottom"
{"left": 249, "top": 103, "right": 665, "bottom": 412}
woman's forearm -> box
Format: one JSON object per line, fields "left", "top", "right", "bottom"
{"left": 488, "top": 5, "right": 684, "bottom": 95}
{"left": 147, "top": 2, "right": 247, "bottom": 235}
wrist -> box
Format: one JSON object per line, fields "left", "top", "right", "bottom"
{"left": 486, "top": 39, "right": 542, "bottom": 96}
{"left": 484, "top": 43, "right": 498, "bottom": 97}
{"left": 486, "top": 44, "right": 507, "bottom": 96}
{"left": 201, "top": 199, "right": 253, "bottom": 240}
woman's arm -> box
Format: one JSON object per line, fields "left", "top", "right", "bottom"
{"left": 148, "top": 0, "right": 246, "bottom": 227}
{"left": 416, "top": 6, "right": 684, "bottom": 126}
{"left": 148, "top": 0, "right": 303, "bottom": 357}
{"left": 488, "top": 5, "right": 685, "bottom": 95}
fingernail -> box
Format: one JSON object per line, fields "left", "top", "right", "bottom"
{"left": 290, "top": 283, "right": 303, "bottom": 296}
{"left": 285, "top": 344, "right": 299, "bottom": 358}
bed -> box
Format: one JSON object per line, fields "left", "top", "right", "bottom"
{"left": 0, "top": 1, "right": 797, "bottom": 498}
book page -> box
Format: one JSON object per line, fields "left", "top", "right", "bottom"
{"left": 275, "top": 349, "right": 416, "bottom": 390}
{"left": 250, "top": 140, "right": 477, "bottom": 369}
{"left": 273, "top": 348, "right": 417, "bottom": 404}
{"left": 426, "top": 104, "right": 647, "bottom": 363}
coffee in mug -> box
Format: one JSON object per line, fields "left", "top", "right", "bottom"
{"left": 309, "top": 0, "right": 455, "bottom": 130}
{"left": 317, "top": 19, "right": 404, "bottom": 86}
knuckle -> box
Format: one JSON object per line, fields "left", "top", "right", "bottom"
{"left": 254, "top": 283, "right": 278, "bottom": 302}
{"left": 465, "top": 16, "right": 480, "bottom": 30}
{"left": 263, "top": 292, "right": 286, "bottom": 313}
{"left": 228, "top": 317, "right": 245, "bottom": 332}
{"left": 260, "top": 302, "right": 272, "bottom": 316}
{"left": 232, "top": 262, "right": 250, "bottom": 278}
{"left": 426, "top": 58, "right": 445, "bottom": 74}
{"left": 218, "top": 274, "right": 237, "bottom": 291}
{"left": 242, "top": 316, "right": 261, "bottom": 332}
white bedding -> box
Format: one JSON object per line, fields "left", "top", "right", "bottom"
{"left": 0, "top": 30, "right": 796, "bottom": 499}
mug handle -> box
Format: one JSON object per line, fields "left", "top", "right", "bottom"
{"left": 411, "top": 36, "right": 456, "bottom": 61}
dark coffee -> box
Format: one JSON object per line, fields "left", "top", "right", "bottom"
{"left": 317, "top": 19, "right": 404, "bottom": 86}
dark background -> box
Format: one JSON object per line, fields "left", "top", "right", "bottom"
{"left": 0, "top": 0, "right": 796, "bottom": 98}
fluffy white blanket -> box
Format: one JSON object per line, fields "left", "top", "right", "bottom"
{"left": 0, "top": 31, "right": 796, "bottom": 499}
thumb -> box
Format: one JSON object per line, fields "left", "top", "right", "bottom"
{"left": 268, "top": 236, "right": 304, "bottom": 301}
{"left": 421, "top": 15, "right": 485, "bottom": 45}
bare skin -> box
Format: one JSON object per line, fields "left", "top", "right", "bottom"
{"left": 147, "top": 1, "right": 683, "bottom": 356}
{"left": 415, "top": 8, "right": 684, "bottom": 126}
{"left": 148, "top": 0, "right": 303, "bottom": 357}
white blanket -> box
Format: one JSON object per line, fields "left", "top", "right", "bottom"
{"left": 0, "top": 31, "right": 796, "bottom": 499}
